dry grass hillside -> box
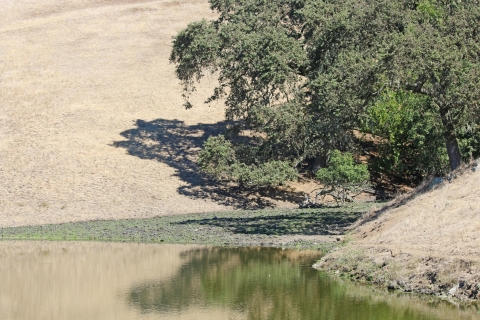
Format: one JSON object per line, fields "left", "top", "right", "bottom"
{"left": 355, "top": 165, "right": 480, "bottom": 258}
{"left": 318, "top": 164, "right": 480, "bottom": 299}
{"left": 0, "top": 0, "right": 306, "bottom": 228}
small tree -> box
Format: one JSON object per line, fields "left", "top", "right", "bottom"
{"left": 314, "top": 150, "right": 370, "bottom": 205}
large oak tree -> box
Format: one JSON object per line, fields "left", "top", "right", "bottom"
{"left": 170, "top": 0, "right": 480, "bottom": 185}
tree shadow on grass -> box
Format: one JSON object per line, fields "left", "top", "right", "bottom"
{"left": 112, "top": 119, "right": 304, "bottom": 209}
{"left": 176, "top": 209, "right": 364, "bottom": 236}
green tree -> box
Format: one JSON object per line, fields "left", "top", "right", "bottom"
{"left": 170, "top": 0, "right": 353, "bottom": 187}
{"left": 301, "top": 0, "right": 480, "bottom": 170}
{"left": 390, "top": 0, "right": 480, "bottom": 169}
{"left": 315, "top": 150, "right": 370, "bottom": 205}
{"left": 171, "top": 0, "right": 480, "bottom": 186}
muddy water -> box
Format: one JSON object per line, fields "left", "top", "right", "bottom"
{"left": 0, "top": 242, "right": 478, "bottom": 320}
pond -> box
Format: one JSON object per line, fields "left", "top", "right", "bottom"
{"left": 0, "top": 241, "right": 478, "bottom": 320}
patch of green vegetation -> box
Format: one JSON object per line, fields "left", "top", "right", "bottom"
{"left": 0, "top": 204, "right": 373, "bottom": 251}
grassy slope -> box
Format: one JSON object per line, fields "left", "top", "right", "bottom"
{"left": 0, "top": 0, "right": 233, "bottom": 228}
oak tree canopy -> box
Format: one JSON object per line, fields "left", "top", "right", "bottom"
{"left": 170, "top": 0, "right": 480, "bottom": 186}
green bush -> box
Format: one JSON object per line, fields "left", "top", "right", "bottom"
{"left": 198, "top": 135, "right": 298, "bottom": 187}
{"left": 365, "top": 90, "right": 449, "bottom": 184}
{"left": 315, "top": 150, "right": 370, "bottom": 205}
{"left": 230, "top": 161, "right": 298, "bottom": 187}
{"left": 198, "top": 135, "right": 236, "bottom": 179}
{"left": 457, "top": 123, "right": 480, "bottom": 163}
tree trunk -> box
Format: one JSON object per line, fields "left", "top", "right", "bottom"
{"left": 444, "top": 131, "right": 462, "bottom": 170}
{"left": 439, "top": 108, "right": 462, "bottom": 170}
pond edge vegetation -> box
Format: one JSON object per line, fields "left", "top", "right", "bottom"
{"left": 0, "top": 205, "right": 369, "bottom": 251}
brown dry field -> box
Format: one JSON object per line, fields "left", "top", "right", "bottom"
{"left": 0, "top": 0, "right": 305, "bottom": 228}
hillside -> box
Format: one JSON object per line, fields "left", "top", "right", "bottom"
{"left": 0, "top": 0, "right": 310, "bottom": 228}
{"left": 3, "top": 0, "right": 480, "bottom": 302}
{"left": 317, "top": 163, "right": 480, "bottom": 300}
{"left": 356, "top": 166, "right": 480, "bottom": 258}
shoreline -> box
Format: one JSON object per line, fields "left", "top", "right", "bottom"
{"left": 0, "top": 204, "right": 480, "bottom": 302}
{"left": 2, "top": 204, "right": 479, "bottom": 303}
{"left": 315, "top": 245, "right": 480, "bottom": 302}
{"left": 0, "top": 206, "right": 367, "bottom": 251}
{"left": 316, "top": 167, "right": 480, "bottom": 303}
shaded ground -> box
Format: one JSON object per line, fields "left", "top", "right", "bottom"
{"left": 112, "top": 118, "right": 305, "bottom": 209}
{"left": 178, "top": 208, "right": 362, "bottom": 236}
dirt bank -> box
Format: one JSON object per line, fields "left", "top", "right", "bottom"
{"left": 316, "top": 163, "right": 480, "bottom": 301}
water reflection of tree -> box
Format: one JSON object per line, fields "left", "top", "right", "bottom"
{"left": 127, "top": 247, "right": 438, "bottom": 320}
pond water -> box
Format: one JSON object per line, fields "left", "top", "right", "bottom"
{"left": 0, "top": 241, "right": 478, "bottom": 320}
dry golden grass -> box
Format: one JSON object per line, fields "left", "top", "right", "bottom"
{"left": 355, "top": 165, "right": 480, "bottom": 259}
{"left": 0, "top": 0, "right": 240, "bottom": 227}
{"left": 1, "top": 0, "right": 324, "bottom": 228}
{"left": 316, "top": 165, "right": 480, "bottom": 299}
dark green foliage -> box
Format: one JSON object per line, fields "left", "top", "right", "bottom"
{"left": 197, "top": 135, "right": 236, "bottom": 178}
{"left": 229, "top": 160, "right": 299, "bottom": 187}
{"left": 457, "top": 124, "right": 480, "bottom": 162}
{"left": 316, "top": 151, "right": 370, "bottom": 188}
{"left": 365, "top": 89, "right": 480, "bottom": 183}
{"left": 301, "top": 0, "right": 406, "bottom": 151}
{"left": 198, "top": 135, "right": 298, "bottom": 186}
{"left": 389, "top": 0, "right": 480, "bottom": 169}
{"left": 171, "top": 0, "right": 480, "bottom": 186}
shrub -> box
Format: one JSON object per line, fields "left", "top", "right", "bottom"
{"left": 198, "top": 135, "right": 298, "bottom": 187}
{"left": 198, "top": 135, "right": 236, "bottom": 179}
{"left": 315, "top": 150, "right": 370, "bottom": 205}
{"left": 365, "top": 90, "right": 449, "bottom": 184}
{"left": 230, "top": 161, "right": 298, "bottom": 187}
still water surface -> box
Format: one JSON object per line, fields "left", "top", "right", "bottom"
{"left": 0, "top": 241, "right": 478, "bottom": 320}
